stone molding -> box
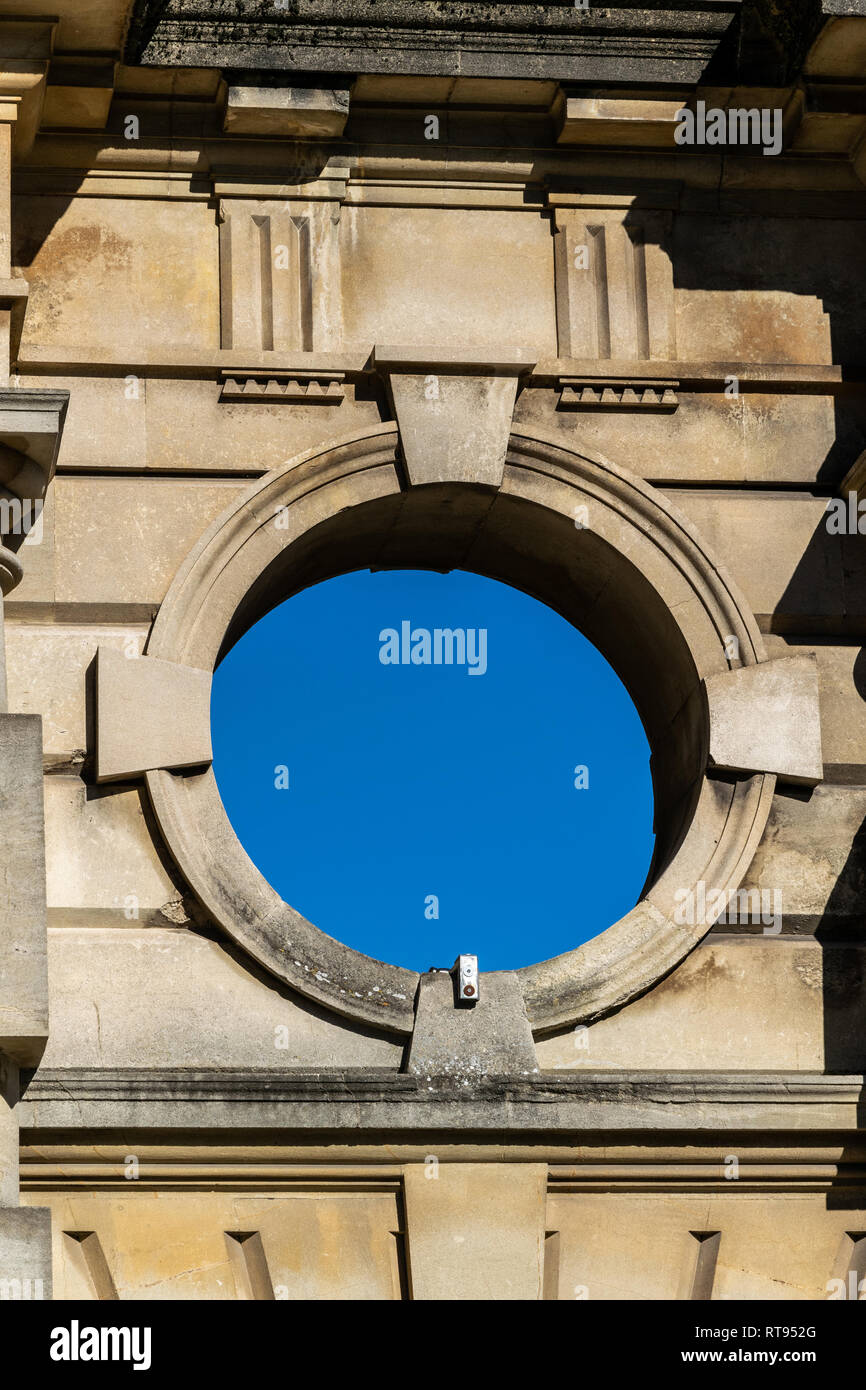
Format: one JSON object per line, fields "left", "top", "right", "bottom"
{"left": 18, "top": 1068, "right": 865, "bottom": 1137}
{"left": 219, "top": 369, "right": 345, "bottom": 403}
{"left": 133, "top": 420, "right": 783, "bottom": 1036}
{"left": 122, "top": 2, "right": 776, "bottom": 87}
{"left": 558, "top": 377, "right": 679, "bottom": 412}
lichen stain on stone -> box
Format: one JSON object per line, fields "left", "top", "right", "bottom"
{"left": 34, "top": 223, "right": 134, "bottom": 277}
{"left": 659, "top": 949, "right": 734, "bottom": 996}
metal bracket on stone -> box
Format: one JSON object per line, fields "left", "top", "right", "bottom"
{"left": 405, "top": 970, "right": 539, "bottom": 1078}
{"left": 373, "top": 344, "right": 536, "bottom": 488}
{"left": 95, "top": 647, "right": 213, "bottom": 783}
{"left": 705, "top": 655, "right": 823, "bottom": 786}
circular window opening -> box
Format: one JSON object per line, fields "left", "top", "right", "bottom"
{"left": 210, "top": 568, "right": 654, "bottom": 972}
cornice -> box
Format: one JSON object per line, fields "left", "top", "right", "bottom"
{"left": 125, "top": 2, "right": 742, "bottom": 84}
{"left": 19, "top": 1068, "right": 866, "bottom": 1135}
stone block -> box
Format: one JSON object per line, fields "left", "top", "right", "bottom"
{"left": 376, "top": 346, "right": 533, "bottom": 488}
{"left": 40, "top": 928, "right": 404, "bottom": 1069}
{"left": 16, "top": 195, "right": 220, "bottom": 353}
{"left": 406, "top": 970, "right": 538, "bottom": 1077}
{"left": 95, "top": 647, "right": 212, "bottom": 782}
{"left": 705, "top": 656, "right": 823, "bottom": 785}
{"left": 0, "top": 1206, "right": 51, "bottom": 1301}
{"left": 5, "top": 623, "right": 150, "bottom": 757}
{"left": 0, "top": 713, "right": 47, "bottom": 1065}
{"left": 224, "top": 86, "right": 350, "bottom": 138}
{"left": 44, "top": 778, "right": 178, "bottom": 925}
{"left": 341, "top": 207, "right": 556, "bottom": 352}
{"left": 54, "top": 476, "right": 246, "bottom": 609}
{"left": 403, "top": 1163, "right": 547, "bottom": 1301}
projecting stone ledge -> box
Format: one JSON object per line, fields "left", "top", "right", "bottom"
{"left": 95, "top": 647, "right": 212, "bottom": 783}
{"left": 223, "top": 86, "right": 350, "bottom": 138}
{"left": 705, "top": 655, "right": 823, "bottom": 786}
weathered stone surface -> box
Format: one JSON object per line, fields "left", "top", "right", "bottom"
{"left": 378, "top": 348, "right": 528, "bottom": 487}
{"left": 39, "top": 928, "right": 404, "bottom": 1069}
{"left": 406, "top": 971, "right": 538, "bottom": 1078}
{"left": 344, "top": 209, "right": 556, "bottom": 353}
{"left": 95, "top": 647, "right": 212, "bottom": 782}
{"left": 5, "top": 623, "right": 150, "bottom": 756}
{"left": 0, "top": 714, "right": 47, "bottom": 1066}
{"left": 18, "top": 1069, "right": 864, "bottom": 1135}
{"left": 123, "top": 1, "right": 758, "bottom": 86}
{"left": 0, "top": 1206, "right": 51, "bottom": 1300}
{"left": 25, "top": 1188, "right": 401, "bottom": 1300}
{"left": 44, "top": 778, "right": 178, "bottom": 926}
{"left": 17, "top": 195, "right": 220, "bottom": 354}
{"left": 6, "top": 0, "right": 866, "bottom": 1304}
{"left": 403, "top": 1163, "right": 547, "bottom": 1301}
{"left": 224, "top": 86, "right": 350, "bottom": 138}
{"left": 0, "top": 1055, "right": 16, "bottom": 1206}
{"left": 705, "top": 655, "right": 823, "bottom": 785}
{"left": 548, "top": 1193, "right": 866, "bottom": 1301}
{"left": 535, "top": 938, "right": 866, "bottom": 1073}
{"left": 741, "top": 783, "right": 866, "bottom": 936}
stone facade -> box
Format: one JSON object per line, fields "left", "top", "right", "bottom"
{"left": 0, "top": 0, "right": 865, "bottom": 1300}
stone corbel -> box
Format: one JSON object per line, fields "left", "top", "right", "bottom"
{"left": 42, "top": 56, "right": 116, "bottom": 131}
{"left": 0, "top": 385, "right": 67, "bottom": 485}
{"left": 0, "top": 387, "right": 67, "bottom": 705}
{"left": 0, "top": 18, "right": 53, "bottom": 158}
{"left": 373, "top": 345, "right": 536, "bottom": 487}
{"left": 95, "top": 647, "right": 213, "bottom": 784}
{"left": 553, "top": 90, "right": 683, "bottom": 147}
{"left": 223, "top": 85, "right": 350, "bottom": 138}
{"left": 704, "top": 655, "right": 823, "bottom": 787}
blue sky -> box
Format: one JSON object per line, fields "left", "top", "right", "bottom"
{"left": 211, "top": 568, "right": 654, "bottom": 972}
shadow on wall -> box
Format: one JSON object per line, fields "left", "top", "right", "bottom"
{"left": 623, "top": 202, "right": 866, "bottom": 487}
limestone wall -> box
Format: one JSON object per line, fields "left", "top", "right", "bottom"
{"left": 1, "top": 0, "right": 865, "bottom": 1301}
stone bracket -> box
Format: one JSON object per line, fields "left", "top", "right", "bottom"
{"left": 373, "top": 345, "right": 535, "bottom": 487}
{"left": 223, "top": 85, "right": 350, "bottom": 138}
{"left": 705, "top": 655, "right": 823, "bottom": 786}
{"left": 405, "top": 970, "right": 539, "bottom": 1077}
{"left": 0, "top": 387, "right": 68, "bottom": 498}
{"left": 95, "top": 647, "right": 213, "bottom": 784}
